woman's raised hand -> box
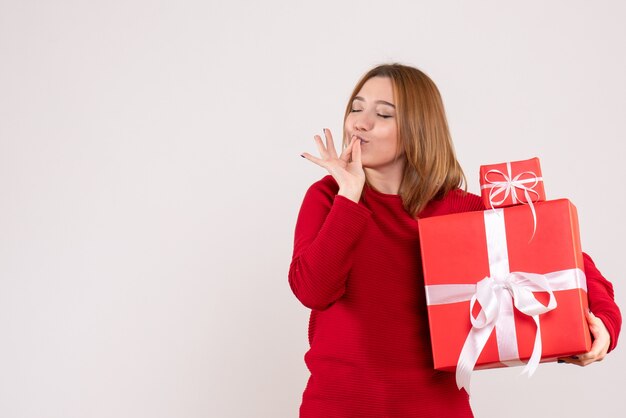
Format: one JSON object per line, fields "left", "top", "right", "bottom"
{"left": 301, "top": 129, "right": 366, "bottom": 203}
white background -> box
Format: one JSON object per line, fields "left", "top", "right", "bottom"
{"left": 1, "top": 0, "right": 625, "bottom": 417}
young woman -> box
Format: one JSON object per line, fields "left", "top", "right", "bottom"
{"left": 289, "top": 63, "right": 621, "bottom": 417}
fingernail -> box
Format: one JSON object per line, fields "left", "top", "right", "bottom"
{"left": 300, "top": 154, "right": 305, "bottom": 158}
{"left": 557, "top": 359, "right": 565, "bottom": 363}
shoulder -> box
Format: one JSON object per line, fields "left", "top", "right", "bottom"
{"left": 309, "top": 174, "right": 339, "bottom": 193}
{"left": 419, "top": 188, "right": 485, "bottom": 218}
{"left": 447, "top": 189, "right": 484, "bottom": 211}
{"left": 302, "top": 175, "right": 339, "bottom": 206}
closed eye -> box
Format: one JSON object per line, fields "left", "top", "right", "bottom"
{"left": 350, "top": 108, "right": 393, "bottom": 119}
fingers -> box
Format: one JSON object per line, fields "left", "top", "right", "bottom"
{"left": 301, "top": 129, "right": 364, "bottom": 181}
{"left": 313, "top": 134, "right": 327, "bottom": 158}
{"left": 300, "top": 152, "right": 325, "bottom": 167}
{"left": 586, "top": 309, "right": 596, "bottom": 325}
{"left": 586, "top": 310, "right": 610, "bottom": 354}
{"left": 587, "top": 314, "right": 602, "bottom": 341}
{"left": 301, "top": 129, "right": 343, "bottom": 169}
{"left": 574, "top": 341, "right": 605, "bottom": 366}
{"left": 558, "top": 352, "right": 598, "bottom": 367}
{"left": 557, "top": 311, "right": 610, "bottom": 367}
{"left": 558, "top": 356, "right": 585, "bottom": 367}
{"left": 352, "top": 136, "right": 362, "bottom": 165}
{"left": 586, "top": 310, "right": 603, "bottom": 338}
{"left": 323, "top": 128, "right": 338, "bottom": 158}
{"left": 340, "top": 136, "right": 356, "bottom": 162}
{"left": 308, "top": 129, "right": 339, "bottom": 160}
{"left": 559, "top": 351, "right": 604, "bottom": 367}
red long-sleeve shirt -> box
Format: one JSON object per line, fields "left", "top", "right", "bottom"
{"left": 288, "top": 175, "right": 621, "bottom": 418}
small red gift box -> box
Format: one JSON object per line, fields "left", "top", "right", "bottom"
{"left": 418, "top": 199, "right": 591, "bottom": 392}
{"left": 480, "top": 157, "right": 546, "bottom": 210}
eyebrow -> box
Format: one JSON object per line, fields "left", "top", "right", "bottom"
{"left": 353, "top": 96, "right": 396, "bottom": 108}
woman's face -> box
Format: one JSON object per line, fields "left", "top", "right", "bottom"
{"left": 344, "top": 76, "right": 403, "bottom": 170}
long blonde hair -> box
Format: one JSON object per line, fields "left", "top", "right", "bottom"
{"left": 342, "top": 63, "right": 466, "bottom": 217}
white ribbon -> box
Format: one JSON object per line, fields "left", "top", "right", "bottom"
{"left": 480, "top": 161, "right": 544, "bottom": 239}
{"left": 424, "top": 209, "right": 587, "bottom": 394}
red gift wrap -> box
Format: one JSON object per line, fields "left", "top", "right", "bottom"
{"left": 480, "top": 157, "right": 546, "bottom": 210}
{"left": 418, "top": 199, "right": 591, "bottom": 391}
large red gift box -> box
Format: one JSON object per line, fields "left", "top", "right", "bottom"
{"left": 418, "top": 199, "right": 591, "bottom": 390}
{"left": 480, "top": 157, "right": 546, "bottom": 209}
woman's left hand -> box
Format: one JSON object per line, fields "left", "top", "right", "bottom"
{"left": 559, "top": 310, "right": 610, "bottom": 366}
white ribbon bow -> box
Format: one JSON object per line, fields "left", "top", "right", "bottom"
{"left": 481, "top": 161, "right": 543, "bottom": 239}
{"left": 455, "top": 272, "right": 557, "bottom": 392}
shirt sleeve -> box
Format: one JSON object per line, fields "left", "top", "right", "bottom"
{"left": 288, "top": 178, "right": 372, "bottom": 310}
{"left": 583, "top": 252, "right": 622, "bottom": 352}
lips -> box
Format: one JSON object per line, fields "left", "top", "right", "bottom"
{"left": 352, "top": 134, "right": 369, "bottom": 143}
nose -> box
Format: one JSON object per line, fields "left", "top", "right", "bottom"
{"left": 354, "top": 111, "right": 374, "bottom": 132}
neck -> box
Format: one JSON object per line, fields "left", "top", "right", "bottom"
{"left": 364, "top": 162, "right": 405, "bottom": 195}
